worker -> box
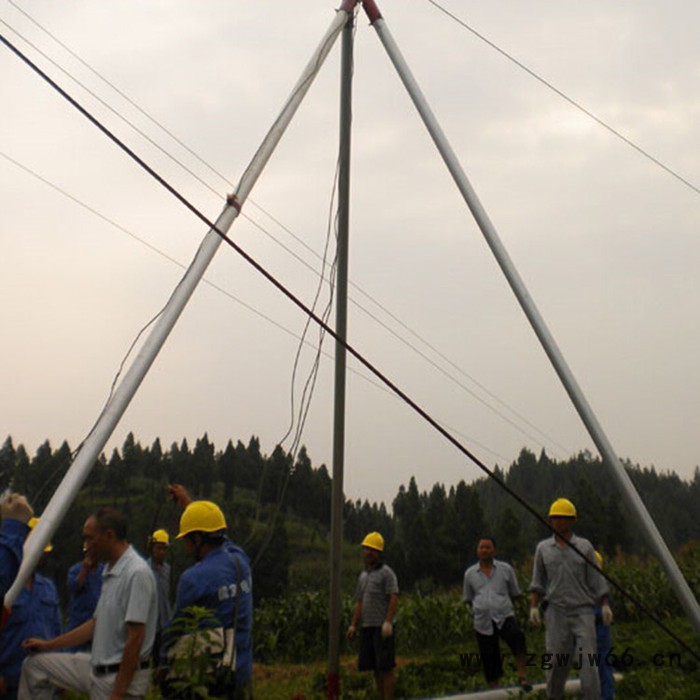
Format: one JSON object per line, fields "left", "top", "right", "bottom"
{"left": 0, "top": 517, "right": 60, "bottom": 700}
{"left": 66, "top": 545, "right": 104, "bottom": 650}
{"left": 0, "top": 493, "right": 33, "bottom": 600}
{"left": 529, "top": 498, "right": 611, "bottom": 700}
{"left": 594, "top": 551, "right": 614, "bottom": 700}
{"left": 147, "top": 528, "right": 172, "bottom": 664}
{"left": 347, "top": 531, "right": 399, "bottom": 700}
{"left": 462, "top": 536, "right": 532, "bottom": 692}
{"left": 18, "top": 507, "right": 158, "bottom": 699}
{"left": 162, "top": 499, "right": 253, "bottom": 699}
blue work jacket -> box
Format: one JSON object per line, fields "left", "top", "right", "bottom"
{"left": 66, "top": 560, "right": 104, "bottom": 630}
{"left": 0, "top": 573, "right": 61, "bottom": 689}
{"left": 0, "top": 519, "right": 28, "bottom": 599}
{"left": 166, "top": 541, "right": 253, "bottom": 683}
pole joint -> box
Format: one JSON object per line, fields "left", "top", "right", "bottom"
{"left": 360, "top": 0, "right": 382, "bottom": 24}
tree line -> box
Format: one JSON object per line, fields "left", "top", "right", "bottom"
{"left": 1, "top": 435, "right": 698, "bottom": 599}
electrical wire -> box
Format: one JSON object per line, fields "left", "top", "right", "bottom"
{"left": 0, "top": 148, "right": 509, "bottom": 466}
{"left": 425, "top": 0, "right": 700, "bottom": 197}
{"left": 3, "top": 31, "right": 697, "bottom": 662}
{"left": 0, "top": 4, "right": 569, "bottom": 459}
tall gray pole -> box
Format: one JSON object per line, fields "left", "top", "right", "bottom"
{"left": 5, "top": 5, "right": 352, "bottom": 610}
{"left": 327, "top": 6, "right": 355, "bottom": 699}
{"left": 360, "top": 0, "right": 700, "bottom": 637}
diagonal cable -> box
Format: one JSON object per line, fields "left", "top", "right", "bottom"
{"left": 2, "top": 30, "right": 698, "bottom": 662}
{"left": 426, "top": 0, "right": 700, "bottom": 196}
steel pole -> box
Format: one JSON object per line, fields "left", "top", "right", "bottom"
{"left": 327, "top": 8, "right": 355, "bottom": 699}
{"left": 5, "top": 5, "right": 352, "bottom": 609}
{"left": 361, "top": 0, "right": 700, "bottom": 637}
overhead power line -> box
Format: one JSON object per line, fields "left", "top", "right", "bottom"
{"left": 0, "top": 6, "right": 569, "bottom": 458}
{"left": 426, "top": 0, "right": 700, "bottom": 197}
{"left": 0, "top": 148, "right": 508, "bottom": 465}
{"left": 3, "top": 31, "right": 696, "bottom": 661}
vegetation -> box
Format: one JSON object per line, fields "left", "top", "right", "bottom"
{"left": 3, "top": 433, "right": 700, "bottom": 697}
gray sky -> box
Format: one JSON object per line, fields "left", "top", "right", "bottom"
{"left": 1, "top": 1, "right": 699, "bottom": 508}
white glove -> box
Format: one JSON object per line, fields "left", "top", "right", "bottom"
{"left": 601, "top": 604, "right": 613, "bottom": 626}
{"left": 0, "top": 493, "right": 33, "bottom": 524}
{"left": 529, "top": 607, "right": 542, "bottom": 627}
{"left": 381, "top": 621, "right": 393, "bottom": 638}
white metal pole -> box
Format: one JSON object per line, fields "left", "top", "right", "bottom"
{"left": 361, "top": 0, "right": 700, "bottom": 637}
{"left": 5, "top": 5, "right": 351, "bottom": 610}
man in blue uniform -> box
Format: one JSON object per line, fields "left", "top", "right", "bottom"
{"left": 0, "top": 517, "right": 60, "bottom": 700}
{"left": 0, "top": 493, "right": 33, "bottom": 601}
{"left": 66, "top": 548, "right": 104, "bottom": 650}
{"left": 163, "top": 499, "right": 253, "bottom": 699}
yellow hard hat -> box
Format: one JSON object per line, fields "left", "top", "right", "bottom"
{"left": 548, "top": 498, "right": 577, "bottom": 518}
{"left": 361, "top": 531, "right": 384, "bottom": 552}
{"left": 151, "top": 529, "right": 170, "bottom": 545}
{"left": 28, "top": 516, "right": 53, "bottom": 553}
{"left": 177, "top": 501, "right": 227, "bottom": 539}
{"left": 594, "top": 550, "right": 603, "bottom": 568}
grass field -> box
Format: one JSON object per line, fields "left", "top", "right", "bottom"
{"left": 249, "top": 618, "right": 700, "bottom": 700}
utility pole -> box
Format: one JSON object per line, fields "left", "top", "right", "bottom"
{"left": 328, "top": 4, "right": 355, "bottom": 698}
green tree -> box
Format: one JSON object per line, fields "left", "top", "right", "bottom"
{"left": 219, "top": 440, "right": 236, "bottom": 501}
{"left": 0, "top": 436, "right": 16, "bottom": 491}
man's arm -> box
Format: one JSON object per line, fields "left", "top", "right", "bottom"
{"left": 506, "top": 564, "right": 522, "bottom": 600}
{"left": 347, "top": 601, "right": 362, "bottom": 639}
{"left": 23, "top": 618, "right": 95, "bottom": 653}
{"left": 462, "top": 570, "right": 473, "bottom": 604}
{"left": 380, "top": 593, "right": 398, "bottom": 639}
{"left": 111, "top": 621, "right": 145, "bottom": 699}
{"left": 385, "top": 592, "right": 398, "bottom": 624}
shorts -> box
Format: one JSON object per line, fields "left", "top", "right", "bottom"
{"left": 358, "top": 626, "right": 396, "bottom": 672}
{"left": 475, "top": 616, "right": 527, "bottom": 683}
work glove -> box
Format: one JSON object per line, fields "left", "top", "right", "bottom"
{"left": 346, "top": 625, "right": 356, "bottom": 640}
{"left": 0, "top": 493, "right": 33, "bottom": 523}
{"left": 529, "top": 607, "right": 542, "bottom": 627}
{"left": 381, "top": 621, "right": 393, "bottom": 638}
{"left": 601, "top": 604, "right": 613, "bottom": 626}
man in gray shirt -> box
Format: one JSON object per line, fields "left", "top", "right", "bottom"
{"left": 347, "top": 532, "right": 398, "bottom": 700}
{"left": 20, "top": 507, "right": 158, "bottom": 699}
{"left": 463, "top": 537, "right": 531, "bottom": 692}
{"left": 529, "top": 498, "right": 612, "bottom": 700}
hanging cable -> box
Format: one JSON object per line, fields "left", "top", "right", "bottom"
{"left": 425, "top": 0, "right": 700, "bottom": 197}
{"left": 1, "top": 148, "right": 508, "bottom": 466}
{"left": 0, "top": 5, "right": 570, "bottom": 459}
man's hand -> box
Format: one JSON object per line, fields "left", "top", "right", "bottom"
{"left": 381, "top": 621, "right": 393, "bottom": 639}
{"left": 1, "top": 493, "right": 32, "bottom": 524}
{"left": 167, "top": 484, "right": 191, "bottom": 509}
{"left": 601, "top": 604, "right": 613, "bottom": 626}
{"left": 529, "top": 607, "right": 542, "bottom": 627}
{"left": 22, "top": 637, "right": 52, "bottom": 654}
{"left": 346, "top": 625, "right": 356, "bottom": 640}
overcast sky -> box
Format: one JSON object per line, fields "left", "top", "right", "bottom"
{"left": 1, "top": 1, "right": 698, "bottom": 509}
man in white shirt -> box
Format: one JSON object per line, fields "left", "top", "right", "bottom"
{"left": 463, "top": 537, "right": 531, "bottom": 692}
{"left": 19, "top": 507, "right": 158, "bottom": 700}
